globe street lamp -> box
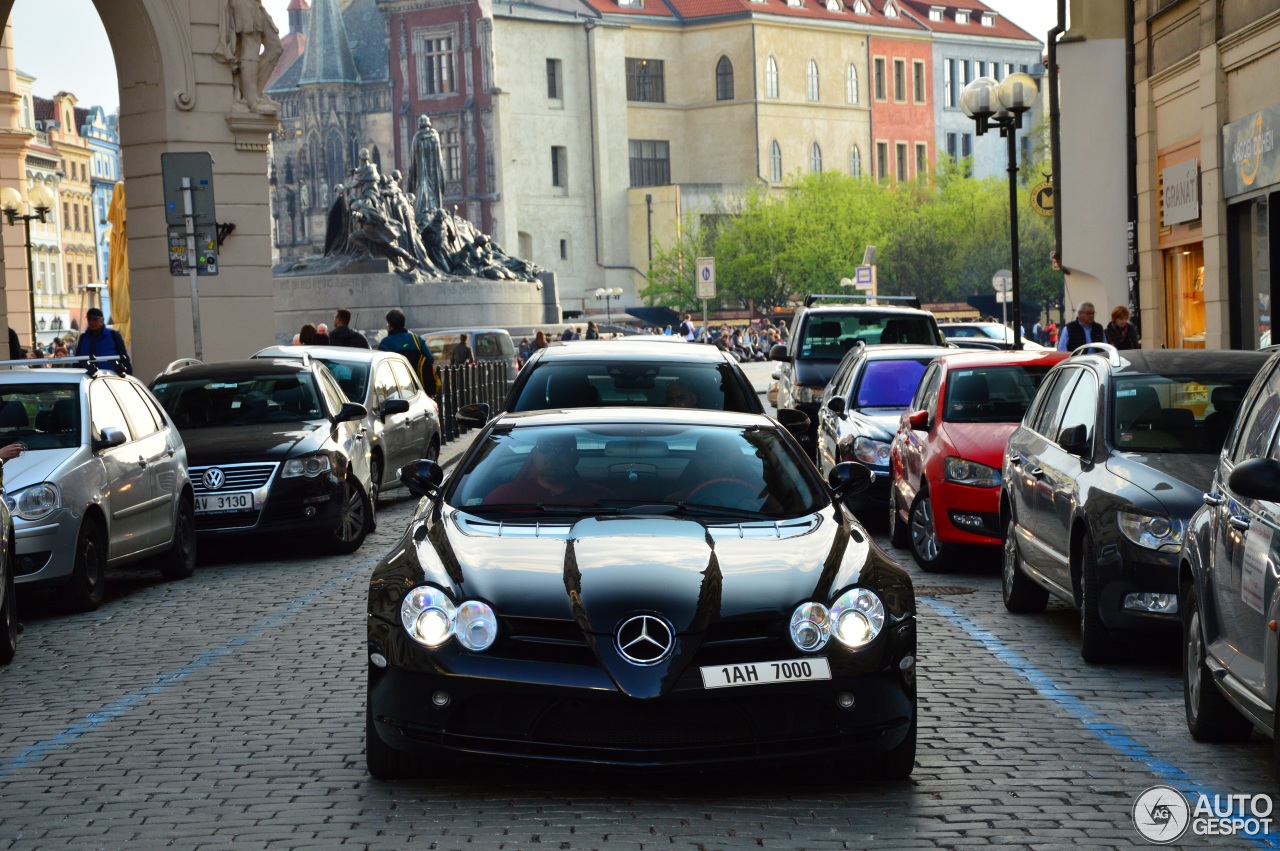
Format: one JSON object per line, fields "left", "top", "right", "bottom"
{"left": 595, "top": 286, "right": 623, "bottom": 327}
{"left": 0, "top": 184, "right": 56, "bottom": 351}
{"left": 960, "top": 72, "right": 1039, "bottom": 350}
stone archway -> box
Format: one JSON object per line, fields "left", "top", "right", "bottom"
{"left": 0, "top": 0, "right": 274, "bottom": 377}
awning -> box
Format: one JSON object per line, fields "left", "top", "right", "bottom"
{"left": 625, "top": 306, "right": 682, "bottom": 329}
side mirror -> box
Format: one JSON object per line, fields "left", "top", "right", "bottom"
{"left": 1057, "top": 423, "right": 1091, "bottom": 458}
{"left": 826, "top": 396, "right": 846, "bottom": 416}
{"left": 769, "top": 343, "right": 791, "bottom": 363}
{"left": 335, "top": 401, "right": 369, "bottom": 424}
{"left": 456, "top": 402, "right": 490, "bottom": 427}
{"left": 1228, "top": 457, "right": 1280, "bottom": 502}
{"left": 380, "top": 398, "right": 410, "bottom": 420}
{"left": 93, "top": 426, "right": 127, "bottom": 451}
{"left": 771, "top": 370, "right": 781, "bottom": 381}
{"left": 908, "top": 410, "right": 929, "bottom": 431}
{"left": 775, "top": 408, "right": 810, "bottom": 435}
{"left": 828, "top": 461, "right": 876, "bottom": 499}
{"left": 400, "top": 458, "right": 445, "bottom": 499}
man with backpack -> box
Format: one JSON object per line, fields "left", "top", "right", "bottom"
{"left": 75, "top": 308, "right": 132, "bottom": 374}
{"left": 679, "top": 313, "right": 697, "bottom": 342}
{"left": 378, "top": 308, "right": 436, "bottom": 396}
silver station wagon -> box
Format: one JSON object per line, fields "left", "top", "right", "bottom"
{"left": 0, "top": 358, "right": 195, "bottom": 611}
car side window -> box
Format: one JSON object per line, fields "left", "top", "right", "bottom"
{"left": 1056, "top": 371, "right": 1098, "bottom": 445}
{"left": 374, "top": 364, "right": 398, "bottom": 405}
{"left": 89, "top": 380, "right": 133, "bottom": 441}
{"left": 1231, "top": 363, "right": 1280, "bottom": 463}
{"left": 388, "top": 359, "right": 419, "bottom": 399}
{"left": 835, "top": 355, "right": 863, "bottom": 398}
{"left": 108, "top": 380, "right": 161, "bottom": 438}
{"left": 316, "top": 371, "right": 346, "bottom": 414}
{"left": 1030, "top": 368, "right": 1080, "bottom": 438}
{"left": 913, "top": 364, "right": 942, "bottom": 414}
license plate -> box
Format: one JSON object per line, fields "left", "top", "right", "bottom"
{"left": 195, "top": 491, "right": 254, "bottom": 514}
{"left": 700, "top": 658, "right": 832, "bottom": 689}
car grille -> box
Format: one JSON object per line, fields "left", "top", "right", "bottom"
{"left": 447, "top": 694, "right": 834, "bottom": 747}
{"left": 190, "top": 463, "right": 277, "bottom": 495}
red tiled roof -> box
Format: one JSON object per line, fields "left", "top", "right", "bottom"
{"left": 578, "top": 0, "right": 676, "bottom": 18}
{"left": 896, "top": 0, "right": 1040, "bottom": 41}
{"left": 584, "top": 0, "right": 928, "bottom": 26}
{"left": 287, "top": 0, "right": 310, "bottom": 9}
{"left": 267, "top": 33, "right": 308, "bottom": 88}
{"left": 33, "top": 96, "right": 54, "bottom": 122}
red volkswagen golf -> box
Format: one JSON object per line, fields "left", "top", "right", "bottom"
{"left": 888, "top": 349, "right": 1069, "bottom": 571}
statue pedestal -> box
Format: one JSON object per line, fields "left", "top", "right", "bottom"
{"left": 273, "top": 271, "right": 561, "bottom": 344}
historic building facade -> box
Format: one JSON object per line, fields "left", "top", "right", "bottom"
{"left": 83, "top": 104, "right": 121, "bottom": 323}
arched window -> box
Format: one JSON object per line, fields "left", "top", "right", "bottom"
{"left": 807, "top": 60, "right": 820, "bottom": 101}
{"left": 850, "top": 146, "right": 862, "bottom": 177}
{"left": 766, "top": 55, "right": 779, "bottom": 99}
{"left": 846, "top": 64, "right": 859, "bottom": 104}
{"left": 769, "top": 140, "right": 782, "bottom": 182}
{"left": 810, "top": 142, "right": 822, "bottom": 173}
{"left": 716, "top": 56, "right": 734, "bottom": 101}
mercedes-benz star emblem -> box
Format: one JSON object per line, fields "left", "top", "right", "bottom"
{"left": 615, "top": 615, "right": 675, "bottom": 666}
{"left": 202, "top": 468, "right": 226, "bottom": 491}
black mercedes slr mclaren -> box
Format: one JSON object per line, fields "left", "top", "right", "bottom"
{"left": 365, "top": 408, "right": 917, "bottom": 778}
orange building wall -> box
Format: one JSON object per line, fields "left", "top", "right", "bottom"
{"left": 867, "top": 36, "right": 934, "bottom": 181}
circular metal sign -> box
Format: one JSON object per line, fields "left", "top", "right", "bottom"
{"left": 1030, "top": 181, "right": 1055, "bottom": 217}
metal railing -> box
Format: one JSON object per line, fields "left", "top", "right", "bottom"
{"left": 435, "top": 361, "right": 508, "bottom": 442}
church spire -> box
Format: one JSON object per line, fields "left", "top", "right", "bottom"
{"left": 299, "top": 0, "right": 358, "bottom": 85}
{"left": 287, "top": 0, "right": 311, "bottom": 36}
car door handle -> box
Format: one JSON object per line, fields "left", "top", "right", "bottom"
{"left": 1229, "top": 515, "right": 1251, "bottom": 531}
{"left": 1008, "top": 456, "right": 1022, "bottom": 467}
{"left": 1203, "top": 492, "right": 1225, "bottom": 507}
{"left": 166, "top": 447, "right": 176, "bottom": 457}
{"left": 1025, "top": 465, "right": 1044, "bottom": 478}
{"left": 138, "top": 457, "right": 147, "bottom": 468}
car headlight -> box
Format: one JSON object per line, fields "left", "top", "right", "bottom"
{"left": 795, "top": 385, "right": 824, "bottom": 404}
{"left": 1117, "top": 511, "right": 1184, "bottom": 552}
{"left": 944, "top": 456, "right": 1002, "bottom": 488}
{"left": 790, "top": 601, "right": 832, "bottom": 651}
{"left": 853, "top": 436, "right": 891, "bottom": 466}
{"left": 400, "top": 585, "right": 498, "bottom": 651}
{"left": 4, "top": 483, "right": 59, "bottom": 521}
{"left": 281, "top": 454, "right": 332, "bottom": 478}
{"left": 829, "top": 588, "right": 886, "bottom": 648}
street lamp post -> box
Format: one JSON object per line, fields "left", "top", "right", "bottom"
{"left": 0, "top": 184, "right": 56, "bottom": 352}
{"left": 595, "top": 287, "right": 623, "bottom": 327}
{"left": 959, "top": 72, "right": 1039, "bottom": 351}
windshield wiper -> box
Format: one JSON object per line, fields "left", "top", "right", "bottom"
{"left": 460, "top": 503, "right": 622, "bottom": 516}
{"left": 672, "top": 502, "right": 773, "bottom": 521}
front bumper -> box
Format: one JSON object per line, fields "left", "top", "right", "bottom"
{"left": 195, "top": 473, "right": 347, "bottom": 538}
{"left": 368, "top": 617, "right": 916, "bottom": 769}
{"left": 12, "top": 508, "right": 78, "bottom": 588}
{"left": 1096, "top": 537, "right": 1181, "bottom": 632}
{"left": 929, "top": 479, "right": 1002, "bottom": 545}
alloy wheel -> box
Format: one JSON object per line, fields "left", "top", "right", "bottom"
{"left": 910, "top": 496, "right": 941, "bottom": 562}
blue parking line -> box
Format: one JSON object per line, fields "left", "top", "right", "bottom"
{"left": 927, "top": 598, "right": 1280, "bottom": 849}
{"left": 0, "top": 555, "right": 381, "bottom": 781}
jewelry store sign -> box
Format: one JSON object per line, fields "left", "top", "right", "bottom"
{"left": 1162, "top": 160, "right": 1199, "bottom": 225}
{"left": 1223, "top": 105, "right": 1279, "bottom": 198}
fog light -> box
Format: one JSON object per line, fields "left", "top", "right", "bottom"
{"left": 953, "top": 514, "right": 983, "bottom": 529}
{"left": 369, "top": 653, "right": 387, "bottom": 668}
{"left": 431, "top": 690, "right": 451, "bottom": 707}
{"left": 1122, "top": 593, "right": 1178, "bottom": 614}
{"left": 899, "top": 654, "right": 916, "bottom": 686}
{"left": 305, "top": 506, "right": 317, "bottom": 517}
{"left": 836, "top": 692, "right": 855, "bottom": 709}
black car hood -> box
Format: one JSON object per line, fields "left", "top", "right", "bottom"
{"left": 180, "top": 421, "right": 328, "bottom": 466}
{"left": 795, "top": 359, "right": 840, "bottom": 390}
{"left": 1103, "top": 451, "right": 1218, "bottom": 517}
{"left": 849, "top": 409, "right": 903, "bottom": 442}
{"left": 395, "top": 510, "right": 909, "bottom": 698}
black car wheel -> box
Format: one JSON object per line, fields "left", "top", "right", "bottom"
{"left": 329, "top": 476, "right": 371, "bottom": 555}
{"left": 866, "top": 712, "right": 917, "bottom": 780}
{"left": 908, "top": 492, "right": 948, "bottom": 572}
{"left": 0, "top": 541, "right": 16, "bottom": 665}
{"left": 369, "top": 456, "right": 383, "bottom": 506}
{"left": 68, "top": 518, "right": 106, "bottom": 613}
{"left": 366, "top": 696, "right": 426, "bottom": 780}
{"left": 1078, "top": 536, "right": 1114, "bottom": 664}
{"left": 887, "top": 493, "right": 909, "bottom": 549}
{"left": 1002, "top": 516, "right": 1048, "bottom": 613}
{"left": 424, "top": 435, "right": 440, "bottom": 464}
{"left": 158, "top": 497, "right": 197, "bottom": 581}
{"left": 1182, "top": 584, "right": 1253, "bottom": 741}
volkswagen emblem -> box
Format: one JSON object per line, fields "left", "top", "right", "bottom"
{"left": 615, "top": 614, "right": 675, "bottom": 666}
{"left": 202, "top": 468, "right": 226, "bottom": 490}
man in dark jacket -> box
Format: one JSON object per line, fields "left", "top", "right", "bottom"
{"left": 377, "top": 308, "right": 435, "bottom": 396}
{"left": 328, "top": 308, "right": 370, "bottom": 348}
{"left": 75, "top": 308, "right": 132, "bottom": 374}
{"left": 1056, "top": 302, "right": 1104, "bottom": 352}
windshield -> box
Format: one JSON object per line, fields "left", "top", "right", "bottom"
{"left": 450, "top": 423, "right": 824, "bottom": 519}
{"left": 1111, "top": 373, "right": 1256, "bottom": 454}
{"left": 943, "top": 365, "right": 1055, "bottom": 423}
{"left": 314, "top": 359, "right": 370, "bottom": 402}
{"left": 151, "top": 373, "right": 324, "bottom": 427}
{"left": 0, "top": 384, "right": 82, "bottom": 450}
{"left": 853, "top": 359, "right": 931, "bottom": 408}
{"left": 512, "top": 362, "right": 757, "bottom": 413}
{"left": 800, "top": 313, "right": 942, "bottom": 358}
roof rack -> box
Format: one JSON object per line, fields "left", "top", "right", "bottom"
{"left": 250, "top": 348, "right": 311, "bottom": 366}
{"left": 0, "top": 355, "right": 123, "bottom": 374}
{"left": 1070, "top": 342, "right": 1121, "bottom": 367}
{"left": 803, "top": 293, "right": 923, "bottom": 309}
{"left": 159, "top": 357, "right": 204, "bottom": 374}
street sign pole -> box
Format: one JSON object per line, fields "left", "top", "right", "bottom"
{"left": 182, "top": 177, "right": 203, "bottom": 361}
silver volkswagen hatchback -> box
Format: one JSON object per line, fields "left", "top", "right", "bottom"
{"left": 1, "top": 358, "right": 195, "bottom": 611}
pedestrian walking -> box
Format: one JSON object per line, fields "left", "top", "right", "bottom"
{"left": 679, "top": 313, "right": 697, "bottom": 342}
{"left": 314, "top": 323, "right": 331, "bottom": 346}
{"left": 327, "top": 308, "right": 371, "bottom": 348}
{"left": 450, "top": 333, "right": 475, "bottom": 366}
{"left": 298, "top": 323, "right": 317, "bottom": 345}
{"left": 1056, "top": 302, "right": 1103, "bottom": 351}
{"left": 585, "top": 321, "right": 600, "bottom": 340}
{"left": 1104, "top": 305, "right": 1140, "bottom": 350}
{"left": 75, "top": 308, "right": 132, "bottom": 374}
{"left": 378, "top": 308, "right": 437, "bottom": 396}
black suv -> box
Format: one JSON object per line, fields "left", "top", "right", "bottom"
{"left": 771, "top": 295, "right": 945, "bottom": 455}
{"left": 999, "top": 345, "right": 1270, "bottom": 663}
